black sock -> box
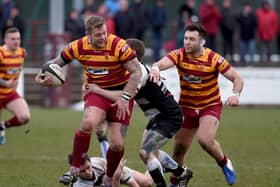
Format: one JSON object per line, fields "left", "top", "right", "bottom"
{"left": 171, "top": 166, "right": 185, "bottom": 176}
{"left": 149, "top": 168, "right": 166, "bottom": 187}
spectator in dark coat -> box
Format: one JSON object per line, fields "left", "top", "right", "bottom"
{"left": 220, "top": 0, "right": 236, "bottom": 62}
{"left": 130, "top": 0, "right": 149, "bottom": 40}
{"left": 177, "top": 0, "right": 199, "bottom": 48}
{"left": 236, "top": 2, "right": 257, "bottom": 64}
{"left": 65, "top": 9, "right": 84, "bottom": 41}
{"left": 114, "top": 0, "right": 134, "bottom": 39}
{"left": 2, "top": 6, "right": 25, "bottom": 44}
{"left": 149, "top": 0, "right": 167, "bottom": 61}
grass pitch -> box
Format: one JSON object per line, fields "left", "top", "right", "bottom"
{"left": 0, "top": 106, "right": 279, "bottom": 187}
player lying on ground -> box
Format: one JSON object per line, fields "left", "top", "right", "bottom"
{"left": 61, "top": 152, "right": 153, "bottom": 187}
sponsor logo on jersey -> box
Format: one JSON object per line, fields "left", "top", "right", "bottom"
{"left": 87, "top": 68, "right": 109, "bottom": 75}
{"left": 182, "top": 73, "right": 202, "bottom": 83}
{"left": 121, "top": 44, "right": 129, "bottom": 53}
{"left": 7, "top": 68, "right": 21, "bottom": 74}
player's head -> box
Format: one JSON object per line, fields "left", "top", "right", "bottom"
{"left": 68, "top": 153, "right": 93, "bottom": 180}
{"left": 4, "top": 27, "right": 21, "bottom": 51}
{"left": 85, "top": 15, "right": 107, "bottom": 49}
{"left": 183, "top": 23, "right": 207, "bottom": 54}
{"left": 126, "top": 38, "right": 145, "bottom": 61}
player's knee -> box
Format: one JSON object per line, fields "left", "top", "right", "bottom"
{"left": 143, "top": 176, "right": 153, "bottom": 187}
{"left": 80, "top": 119, "right": 96, "bottom": 132}
{"left": 110, "top": 143, "right": 124, "bottom": 152}
{"left": 198, "top": 136, "right": 214, "bottom": 149}
{"left": 18, "top": 113, "right": 31, "bottom": 125}
{"left": 139, "top": 149, "right": 149, "bottom": 162}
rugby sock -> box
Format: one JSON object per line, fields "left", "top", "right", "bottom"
{"left": 98, "top": 137, "right": 109, "bottom": 158}
{"left": 157, "top": 150, "right": 184, "bottom": 176}
{"left": 217, "top": 155, "right": 228, "bottom": 167}
{"left": 147, "top": 157, "right": 166, "bottom": 187}
{"left": 106, "top": 147, "right": 124, "bottom": 177}
{"left": 149, "top": 168, "right": 167, "bottom": 187}
{"left": 4, "top": 116, "right": 21, "bottom": 128}
{"left": 71, "top": 130, "right": 91, "bottom": 168}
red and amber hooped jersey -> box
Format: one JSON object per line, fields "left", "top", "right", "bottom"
{"left": 61, "top": 34, "right": 135, "bottom": 89}
{"left": 167, "top": 48, "right": 231, "bottom": 109}
{"left": 0, "top": 46, "right": 26, "bottom": 97}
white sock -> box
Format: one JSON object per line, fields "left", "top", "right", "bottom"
{"left": 99, "top": 140, "right": 109, "bottom": 158}
{"left": 147, "top": 157, "right": 164, "bottom": 175}
{"left": 0, "top": 131, "right": 5, "bottom": 136}
{"left": 158, "top": 150, "right": 178, "bottom": 170}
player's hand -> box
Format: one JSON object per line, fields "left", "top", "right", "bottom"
{"left": 4, "top": 79, "right": 18, "bottom": 88}
{"left": 113, "top": 158, "right": 126, "bottom": 187}
{"left": 112, "top": 98, "right": 130, "bottom": 120}
{"left": 35, "top": 71, "right": 52, "bottom": 86}
{"left": 82, "top": 83, "right": 102, "bottom": 99}
{"left": 149, "top": 66, "right": 160, "bottom": 83}
{"left": 225, "top": 95, "right": 239, "bottom": 107}
{"left": 86, "top": 83, "right": 102, "bottom": 94}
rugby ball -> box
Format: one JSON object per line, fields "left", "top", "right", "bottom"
{"left": 41, "top": 63, "right": 65, "bottom": 86}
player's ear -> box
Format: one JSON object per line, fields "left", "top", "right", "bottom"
{"left": 200, "top": 39, "right": 206, "bottom": 47}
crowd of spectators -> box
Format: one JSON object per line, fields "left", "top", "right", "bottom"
{"left": 73, "top": 0, "right": 277, "bottom": 65}
{"left": 1, "top": 0, "right": 280, "bottom": 65}
{"left": 178, "top": 0, "right": 280, "bottom": 65}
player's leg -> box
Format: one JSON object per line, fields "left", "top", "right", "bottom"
{"left": 96, "top": 121, "right": 109, "bottom": 158}
{"left": 59, "top": 106, "right": 106, "bottom": 185}
{"left": 139, "top": 129, "right": 168, "bottom": 187}
{"left": 129, "top": 168, "right": 153, "bottom": 187}
{"left": 169, "top": 107, "right": 199, "bottom": 187}
{"left": 169, "top": 128, "right": 196, "bottom": 187}
{"left": 103, "top": 122, "right": 127, "bottom": 186}
{"left": 103, "top": 97, "right": 134, "bottom": 186}
{"left": 198, "top": 111, "right": 236, "bottom": 185}
{"left": 0, "top": 108, "right": 5, "bottom": 145}
{"left": 73, "top": 106, "right": 106, "bottom": 169}
{"left": 0, "top": 96, "right": 30, "bottom": 145}
{"left": 5, "top": 97, "right": 30, "bottom": 128}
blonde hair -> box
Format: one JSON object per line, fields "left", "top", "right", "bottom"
{"left": 84, "top": 15, "right": 105, "bottom": 34}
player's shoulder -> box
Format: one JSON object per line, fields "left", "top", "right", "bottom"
{"left": 206, "top": 48, "right": 228, "bottom": 65}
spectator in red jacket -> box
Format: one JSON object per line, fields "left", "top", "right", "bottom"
{"left": 199, "top": 0, "right": 221, "bottom": 50}
{"left": 256, "top": 0, "right": 279, "bottom": 63}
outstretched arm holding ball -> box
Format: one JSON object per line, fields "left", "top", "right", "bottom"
{"left": 35, "top": 55, "right": 66, "bottom": 86}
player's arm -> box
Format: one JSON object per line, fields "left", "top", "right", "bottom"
{"left": 35, "top": 55, "right": 67, "bottom": 86}
{"left": 45, "top": 55, "right": 67, "bottom": 67}
{"left": 113, "top": 57, "right": 142, "bottom": 120}
{"left": 223, "top": 67, "right": 244, "bottom": 106}
{"left": 122, "top": 57, "right": 142, "bottom": 98}
{"left": 0, "top": 79, "right": 17, "bottom": 88}
{"left": 83, "top": 83, "right": 122, "bottom": 102}
{"left": 112, "top": 158, "right": 126, "bottom": 187}
{"left": 149, "top": 56, "right": 175, "bottom": 83}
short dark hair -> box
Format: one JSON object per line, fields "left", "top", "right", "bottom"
{"left": 126, "top": 38, "right": 145, "bottom": 61}
{"left": 4, "top": 27, "right": 20, "bottom": 37}
{"left": 84, "top": 15, "right": 105, "bottom": 34}
{"left": 184, "top": 23, "right": 207, "bottom": 39}
{"left": 68, "top": 153, "right": 90, "bottom": 166}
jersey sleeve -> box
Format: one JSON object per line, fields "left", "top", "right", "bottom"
{"left": 166, "top": 49, "right": 182, "bottom": 65}
{"left": 61, "top": 41, "right": 77, "bottom": 64}
{"left": 213, "top": 54, "right": 231, "bottom": 74}
{"left": 116, "top": 39, "right": 136, "bottom": 63}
